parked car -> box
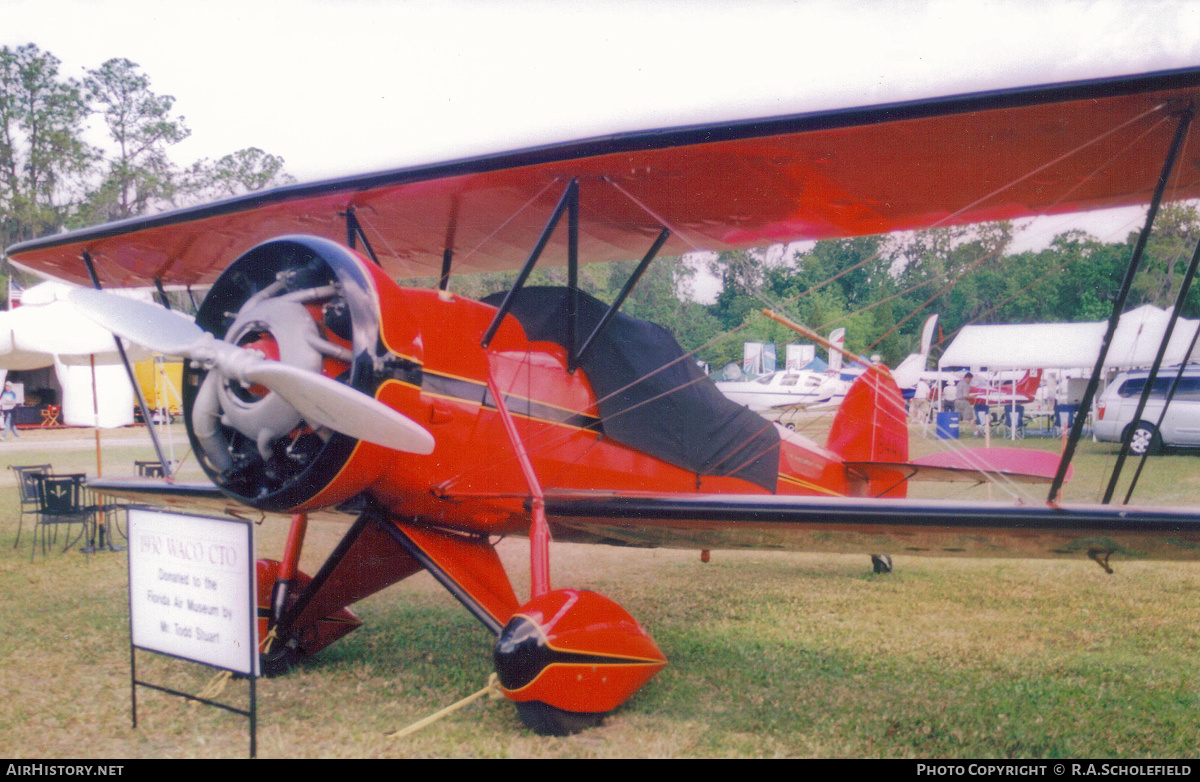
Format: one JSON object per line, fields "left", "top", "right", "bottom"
{"left": 1094, "top": 366, "right": 1200, "bottom": 454}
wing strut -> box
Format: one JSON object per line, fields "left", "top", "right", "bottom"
{"left": 81, "top": 250, "right": 174, "bottom": 479}
{"left": 485, "top": 366, "right": 551, "bottom": 600}
{"left": 439, "top": 194, "right": 461, "bottom": 291}
{"left": 439, "top": 248, "right": 454, "bottom": 291}
{"left": 574, "top": 227, "right": 670, "bottom": 370}
{"left": 1110, "top": 236, "right": 1200, "bottom": 502}
{"left": 152, "top": 278, "right": 170, "bottom": 308}
{"left": 1049, "top": 103, "right": 1196, "bottom": 502}
{"left": 343, "top": 206, "right": 380, "bottom": 266}
{"left": 482, "top": 179, "right": 580, "bottom": 351}
{"left": 480, "top": 178, "right": 671, "bottom": 372}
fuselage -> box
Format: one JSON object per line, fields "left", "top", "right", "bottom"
{"left": 326, "top": 286, "right": 860, "bottom": 535}
{"left": 715, "top": 369, "right": 848, "bottom": 411}
{"left": 179, "top": 238, "right": 900, "bottom": 533}
{"left": 966, "top": 369, "right": 1043, "bottom": 406}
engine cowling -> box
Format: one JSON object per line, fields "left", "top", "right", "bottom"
{"left": 184, "top": 235, "right": 391, "bottom": 512}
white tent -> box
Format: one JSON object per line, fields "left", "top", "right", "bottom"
{"left": 0, "top": 281, "right": 152, "bottom": 427}
{"left": 939, "top": 305, "right": 1200, "bottom": 371}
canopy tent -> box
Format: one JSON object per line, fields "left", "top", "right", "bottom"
{"left": 938, "top": 305, "right": 1200, "bottom": 372}
{"left": 0, "top": 282, "right": 152, "bottom": 427}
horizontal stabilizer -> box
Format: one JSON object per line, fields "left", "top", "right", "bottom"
{"left": 845, "top": 447, "right": 1071, "bottom": 485}
{"left": 914, "top": 447, "right": 1070, "bottom": 483}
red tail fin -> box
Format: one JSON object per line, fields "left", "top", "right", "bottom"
{"left": 827, "top": 364, "right": 909, "bottom": 497}
{"left": 1017, "top": 368, "right": 1043, "bottom": 398}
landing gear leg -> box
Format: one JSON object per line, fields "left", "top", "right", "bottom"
{"left": 871, "top": 554, "right": 893, "bottom": 574}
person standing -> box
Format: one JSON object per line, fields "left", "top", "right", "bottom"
{"left": 954, "top": 372, "right": 975, "bottom": 436}
{"left": 1, "top": 382, "right": 19, "bottom": 440}
{"left": 911, "top": 377, "right": 932, "bottom": 433}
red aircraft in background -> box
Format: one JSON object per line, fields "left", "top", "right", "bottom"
{"left": 9, "top": 67, "right": 1200, "bottom": 735}
{"left": 966, "top": 368, "right": 1045, "bottom": 406}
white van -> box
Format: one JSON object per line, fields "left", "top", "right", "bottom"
{"left": 1094, "top": 366, "right": 1200, "bottom": 454}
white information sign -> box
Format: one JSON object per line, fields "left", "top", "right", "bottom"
{"left": 127, "top": 508, "right": 257, "bottom": 675}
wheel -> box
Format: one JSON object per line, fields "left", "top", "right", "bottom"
{"left": 514, "top": 701, "right": 607, "bottom": 736}
{"left": 259, "top": 636, "right": 302, "bottom": 676}
{"left": 1126, "top": 422, "right": 1162, "bottom": 456}
{"left": 871, "top": 553, "right": 893, "bottom": 574}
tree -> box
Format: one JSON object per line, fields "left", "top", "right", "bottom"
{"left": 0, "top": 44, "right": 94, "bottom": 246}
{"left": 708, "top": 249, "right": 766, "bottom": 332}
{"left": 598, "top": 255, "right": 722, "bottom": 355}
{"left": 769, "top": 237, "right": 898, "bottom": 356}
{"left": 83, "top": 58, "right": 190, "bottom": 220}
{"left": 887, "top": 222, "right": 1016, "bottom": 353}
{"left": 1135, "top": 202, "right": 1200, "bottom": 315}
{"left": 1019, "top": 231, "right": 1123, "bottom": 323}
{"left": 179, "top": 146, "right": 296, "bottom": 204}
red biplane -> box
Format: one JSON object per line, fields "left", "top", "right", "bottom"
{"left": 9, "top": 66, "right": 1200, "bottom": 735}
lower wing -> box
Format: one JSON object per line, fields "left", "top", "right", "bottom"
{"left": 541, "top": 492, "right": 1200, "bottom": 564}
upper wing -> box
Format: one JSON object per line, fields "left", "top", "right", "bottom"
{"left": 7, "top": 67, "right": 1200, "bottom": 287}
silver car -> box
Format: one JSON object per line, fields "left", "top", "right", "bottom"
{"left": 1094, "top": 367, "right": 1200, "bottom": 454}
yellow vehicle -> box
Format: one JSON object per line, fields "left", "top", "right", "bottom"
{"left": 135, "top": 357, "right": 183, "bottom": 423}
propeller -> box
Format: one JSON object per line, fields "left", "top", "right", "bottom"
{"left": 66, "top": 287, "right": 435, "bottom": 455}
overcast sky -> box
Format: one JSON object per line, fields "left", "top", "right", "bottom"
{"left": 5, "top": 0, "right": 1200, "bottom": 256}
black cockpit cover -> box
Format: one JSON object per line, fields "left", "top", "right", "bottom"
{"left": 483, "top": 287, "right": 780, "bottom": 491}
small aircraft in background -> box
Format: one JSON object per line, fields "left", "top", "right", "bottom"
{"left": 715, "top": 328, "right": 850, "bottom": 412}
{"left": 714, "top": 368, "right": 848, "bottom": 411}
{"left": 8, "top": 66, "right": 1200, "bottom": 736}
{"left": 966, "top": 368, "right": 1045, "bottom": 406}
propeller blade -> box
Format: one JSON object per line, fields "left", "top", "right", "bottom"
{"left": 66, "top": 286, "right": 436, "bottom": 455}
{"left": 66, "top": 287, "right": 207, "bottom": 356}
{"left": 244, "top": 362, "right": 435, "bottom": 455}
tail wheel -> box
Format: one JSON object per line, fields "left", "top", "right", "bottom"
{"left": 1126, "top": 422, "right": 1162, "bottom": 455}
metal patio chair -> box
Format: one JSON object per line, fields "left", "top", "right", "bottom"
{"left": 134, "top": 460, "right": 165, "bottom": 477}
{"left": 9, "top": 464, "right": 52, "bottom": 550}
{"left": 30, "top": 473, "right": 95, "bottom": 560}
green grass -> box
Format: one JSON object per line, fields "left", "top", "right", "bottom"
{"left": 0, "top": 424, "right": 1198, "bottom": 757}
